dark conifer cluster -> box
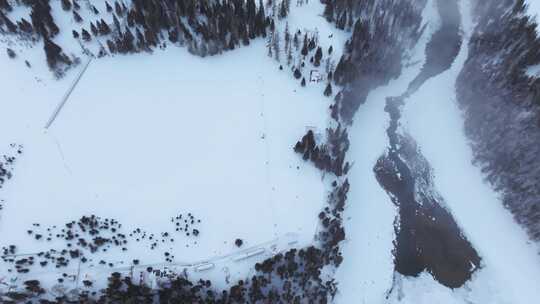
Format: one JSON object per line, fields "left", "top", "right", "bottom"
{"left": 326, "top": 0, "right": 427, "bottom": 123}
{"left": 99, "top": 0, "right": 270, "bottom": 56}
{"left": 0, "top": 0, "right": 72, "bottom": 73}
{"left": 0, "top": 144, "right": 22, "bottom": 192}
{"left": 293, "top": 125, "right": 350, "bottom": 176}
{"left": 1, "top": 0, "right": 274, "bottom": 72}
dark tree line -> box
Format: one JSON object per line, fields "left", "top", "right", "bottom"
{"left": 101, "top": 0, "right": 269, "bottom": 56}
{"left": 456, "top": 0, "right": 540, "bottom": 241}
{"left": 326, "top": 0, "right": 427, "bottom": 124}
{"left": 294, "top": 124, "right": 350, "bottom": 177}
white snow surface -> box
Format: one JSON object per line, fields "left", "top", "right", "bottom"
{"left": 0, "top": 0, "right": 348, "bottom": 291}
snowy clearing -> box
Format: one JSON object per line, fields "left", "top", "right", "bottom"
{"left": 0, "top": 38, "right": 335, "bottom": 289}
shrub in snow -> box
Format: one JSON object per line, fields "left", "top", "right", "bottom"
{"left": 324, "top": 83, "right": 333, "bottom": 96}
{"left": 6, "top": 48, "right": 16, "bottom": 58}
{"left": 293, "top": 68, "right": 302, "bottom": 79}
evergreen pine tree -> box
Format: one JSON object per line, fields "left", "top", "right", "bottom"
{"left": 273, "top": 31, "right": 280, "bottom": 61}
{"left": 136, "top": 28, "right": 146, "bottom": 50}
{"left": 256, "top": 0, "right": 266, "bottom": 37}
{"left": 61, "top": 0, "right": 72, "bottom": 11}
{"left": 278, "top": 1, "right": 287, "bottom": 19}
{"left": 324, "top": 83, "right": 333, "bottom": 96}
{"left": 301, "top": 77, "right": 306, "bottom": 87}
{"left": 73, "top": 11, "right": 82, "bottom": 23}
{"left": 6, "top": 48, "right": 15, "bottom": 58}
{"left": 105, "top": 1, "right": 113, "bottom": 13}
{"left": 81, "top": 28, "right": 91, "bottom": 41}
{"left": 107, "top": 39, "right": 116, "bottom": 53}
{"left": 323, "top": 2, "right": 334, "bottom": 22}
{"left": 314, "top": 46, "right": 322, "bottom": 67}
{"left": 284, "top": 22, "right": 290, "bottom": 51}
{"left": 3, "top": 14, "right": 17, "bottom": 33}
{"left": 287, "top": 43, "right": 293, "bottom": 66}
{"left": 308, "top": 36, "right": 316, "bottom": 50}
{"left": 18, "top": 18, "right": 33, "bottom": 33}
{"left": 122, "top": 27, "right": 135, "bottom": 53}
{"left": 301, "top": 34, "right": 308, "bottom": 56}
{"left": 90, "top": 22, "right": 98, "bottom": 36}
{"left": 115, "top": 1, "right": 123, "bottom": 17}
{"left": 337, "top": 11, "right": 346, "bottom": 30}
{"left": 144, "top": 28, "right": 157, "bottom": 47}
{"left": 72, "top": 30, "right": 79, "bottom": 38}
{"left": 294, "top": 68, "right": 301, "bottom": 79}
{"left": 0, "top": 0, "right": 12, "bottom": 12}
{"left": 267, "top": 32, "right": 273, "bottom": 57}
{"left": 113, "top": 14, "right": 121, "bottom": 33}
{"left": 43, "top": 38, "right": 70, "bottom": 69}
{"left": 293, "top": 32, "right": 299, "bottom": 50}
{"left": 99, "top": 19, "right": 111, "bottom": 35}
{"left": 168, "top": 29, "right": 179, "bottom": 43}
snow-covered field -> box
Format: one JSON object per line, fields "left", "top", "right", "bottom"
{"left": 0, "top": 11, "right": 343, "bottom": 288}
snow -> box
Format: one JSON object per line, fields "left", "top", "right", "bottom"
{"left": 0, "top": 36, "right": 334, "bottom": 289}
{"left": 526, "top": 62, "right": 540, "bottom": 77}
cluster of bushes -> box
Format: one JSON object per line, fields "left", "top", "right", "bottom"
{"left": 294, "top": 125, "right": 350, "bottom": 176}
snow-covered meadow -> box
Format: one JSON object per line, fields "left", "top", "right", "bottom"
{"left": 0, "top": 0, "right": 348, "bottom": 290}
